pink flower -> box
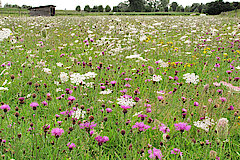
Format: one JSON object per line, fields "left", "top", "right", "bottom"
{"left": 30, "top": 102, "right": 39, "bottom": 110}
{"left": 68, "top": 96, "right": 76, "bottom": 101}
{"left": 132, "top": 122, "right": 151, "bottom": 132}
{"left": 194, "top": 102, "right": 199, "bottom": 106}
{"left": 41, "top": 101, "right": 48, "bottom": 106}
{"left": 106, "top": 108, "right": 112, "bottom": 113}
{"left": 174, "top": 122, "right": 191, "bottom": 132}
{"left": 220, "top": 97, "right": 227, "bottom": 102}
{"left": 51, "top": 128, "right": 64, "bottom": 138}
{"left": 171, "top": 148, "right": 183, "bottom": 156}
{"left": 80, "top": 122, "right": 97, "bottom": 130}
{"left": 0, "top": 104, "right": 10, "bottom": 112}
{"left": 121, "top": 105, "right": 131, "bottom": 109}
{"left": 159, "top": 123, "right": 170, "bottom": 133}
{"left": 95, "top": 136, "right": 109, "bottom": 146}
{"left": 148, "top": 148, "right": 163, "bottom": 159}
{"left": 157, "top": 96, "right": 164, "bottom": 101}
{"left": 67, "top": 142, "right": 76, "bottom": 150}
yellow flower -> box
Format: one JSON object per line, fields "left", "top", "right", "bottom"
{"left": 223, "top": 53, "right": 228, "bottom": 57}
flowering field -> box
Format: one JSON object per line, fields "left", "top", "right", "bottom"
{"left": 0, "top": 15, "right": 239, "bottom": 159}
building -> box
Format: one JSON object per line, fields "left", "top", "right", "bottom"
{"left": 28, "top": 5, "right": 56, "bottom": 16}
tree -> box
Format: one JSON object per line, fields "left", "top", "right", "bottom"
{"left": 170, "top": 2, "right": 178, "bottom": 12}
{"left": 144, "top": 0, "right": 160, "bottom": 12}
{"left": 118, "top": 2, "right": 130, "bottom": 12}
{"left": 97, "top": 5, "right": 104, "bottom": 12}
{"left": 190, "top": 3, "right": 200, "bottom": 12}
{"left": 76, "top": 5, "right": 81, "bottom": 12}
{"left": 113, "top": 6, "right": 119, "bottom": 12}
{"left": 160, "top": 0, "right": 169, "bottom": 12}
{"left": 185, "top": 6, "right": 190, "bottom": 12}
{"left": 129, "top": 0, "right": 145, "bottom": 12}
{"left": 176, "top": 5, "right": 184, "bottom": 12}
{"left": 105, "top": 5, "right": 111, "bottom": 12}
{"left": 84, "top": 5, "right": 91, "bottom": 12}
{"left": 91, "top": 6, "right": 98, "bottom": 12}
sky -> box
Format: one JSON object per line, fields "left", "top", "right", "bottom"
{"left": 1, "top": 0, "right": 238, "bottom": 10}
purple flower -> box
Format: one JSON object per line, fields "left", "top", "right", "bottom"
{"left": 51, "top": 128, "right": 64, "bottom": 138}
{"left": 30, "top": 102, "right": 39, "bottom": 110}
{"left": 220, "top": 97, "right": 227, "bottom": 102}
{"left": 18, "top": 97, "right": 25, "bottom": 101}
{"left": 121, "top": 105, "right": 131, "bottom": 109}
{"left": 171, "top": 148, "right": 183, "bottom": 156}
{"left": 67, "top": 142, "right": 76, "bottom": 150}
{"left": 106, "top": 108, "right": 112, "bottom": 113}
{"left": 132, "top": 122, "right": 151, "bottom": 132}
{"left": 159, "top": 123, "right": 170, "bottom": 133}
{"left": 41, "top": 101, "right": 48, "bottom": 106}
{"left": 95, "top": 136, "right": 109, "bottom": 146}
{"left": 194, "top": 102, "right": 199, "bottom": 106}
{"left": 148, "top": 148, "right": 163, "bottom": 159}
{"left": 157, "top": 96, "right": 164, "bottom": 101}
{"left": 0, "top": 104, "right": 10, "bottom": 112}
{"left": 174, "top": 122, "right": 191, "bottom": 132}
{"left": 146, "top": 108, "right": 152, "bottom": 113}
{"left": 229, "top": 105, "right": 234, "bottom": 110}
{"left": 80, "top": 122, "right": 97, "bottom": 130}
{"left": 68, "top": 96, "right": 76, "bottom": 101}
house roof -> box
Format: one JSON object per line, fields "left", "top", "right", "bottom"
{"left": 28, "top": 5, "right": 56, "bottom": 10}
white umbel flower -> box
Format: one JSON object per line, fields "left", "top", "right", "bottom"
{"left": 72, "top": 108, "right": 86, "bottom": 119}
{"left": 0, "top": 87, "right": 8, "bottom": 91}
{"left": 59, "top": 72, "right": 69, "bottom": 83}
{"left": 193, "top": 117, "right": 215, "bottom": 132}
{"left": 152, "top": 75, "right": 162, "bottom": 82}
{"left": 42, "top": 68, "right": 52, "bottom": 74}
{"left": 100, "top": 89, "right": 112, "bottom": 95}
{"left": 117, "top": 95, "right": 136, "bottom": 107}
{"left": 70, "top": 73, "right": 86, "bottom": 85}
{"left": 183, "top": 73, "right": 199, "bottom": 84}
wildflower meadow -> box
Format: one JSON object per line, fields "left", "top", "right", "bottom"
{"left": 0, "top": 15, "right": 239, "bottom": 159}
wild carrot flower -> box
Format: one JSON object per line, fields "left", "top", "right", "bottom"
{"left": 216, "top": 118, "right": 228, "bottom": 140}
{"left": 51, "top": 128, "right": 64, "bottom": 138}
{"left": 148, "top": 148, "right": 163, "bottom": 159}
{"left": 174, "top": 122, "right": 191, "bottom": 132}
{"left": 0, "top": 104, "right": 10, "bottom": 112}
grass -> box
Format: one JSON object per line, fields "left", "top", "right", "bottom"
{"left": 0, "top": 14, "right": 239, "bottom": 159}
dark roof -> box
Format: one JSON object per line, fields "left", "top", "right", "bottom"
{"left": 28, "top": 5, "right": 56, "bottom": 10}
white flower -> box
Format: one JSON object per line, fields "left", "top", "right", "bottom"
{"left": 0, "top": 28, "right": 12, "bottom": 41}
{"left": 56, "top": 62, "right": 63, "bottom": 67}
{"left": 83, "top": 72, "right": 97, "bottom": 79}
{"left": 117, "top": 95, "right": 136, "bottom": 107}
{"left": 59, "top": 72, "right": 69, "bottom": 83}
{"left": 42, "top": 68, "right": 52, "bottom": 74}
{"left": 236, "top": 66, "right": 240, "bottom": 70}
{"left": 132, "top": 111, "right": 143, "bottom": 117}
{"left": 99, "top": 89, "right": 112, "bottom": 95}
{"left": 193, "top": 117, "right": 215, "bottom": 132}
{"left": 70, "top": 73, "right": 86, "bottom": 85}
{"left": 0, "top": 87, "right": 8, "bottom": 91}
{"left": 56, "top": 88, "right": 63, "bottom": 92}
{"left": 85, "top": 82, "right": 94, "bottom": 88}
{"left": 152, "top": 75, "right": 162, "bottom": 82}
{"left": 72, "top": 108, "right": 86, "bottom": 119}
{"left": 183, "top": 73, "right": 199, "bottom": 84}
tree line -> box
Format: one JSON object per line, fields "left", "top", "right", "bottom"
{"left": 77, "top": 0, "right": 240, "bottom": 15}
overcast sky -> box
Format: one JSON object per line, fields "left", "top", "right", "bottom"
{"left": 1, "top": 0, "right": 237, "bottom": 10}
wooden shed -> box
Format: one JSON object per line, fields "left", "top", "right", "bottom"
{"left": 28, "top": 5, "right": 56, "bottom": 16}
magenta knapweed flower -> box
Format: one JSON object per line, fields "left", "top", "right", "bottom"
{"left": 146, "top": 108, "right": 152, "bottom": 113}
{"left": 106, "top": 108, "right": 112, "bottom": 113}
{"left": 121, "top": 105, "right": 131, "bottom": 109}
{"left": 220, "top": 97, "right": 227, "bottom": 102}
{"left": 174, "top": 122, "right": 191, "bottom": 132}
{"left": 67, "top": 142, "right": 76, "bottom": 150}
{"left": 194, "top": 102, "right": 199, "bottom": 106}
{"left": 80, "top": 122, "right": 97, "bottom": 130}
{"left": 0, "top": 104, "right": 10, "bottom": 112}
{"left": 68, "top": 96, "right": 76, "bottom": 101}
{"left": 95, "top": 136, "right": 109, "bottom": 146}
{"left": 51, "top": 128, "right": 64, "bottom": 138}
{"left": 110, "top": 81, "right": 116, "bottom": 85}
{"left": 132, "top": 122, "right": 151, "bottom": 132}
{"left": 30, "top": 102, "right": 39, "bottom": 110}
{"left": 159, "top": 123, "right": 170, "bottom": 133}
{"left": 148, "top": 148, "right": 163, "bottom": 159}
{"left": 171, "top": 148, "right": 183, "bottom": 156}
{"left": 18, "top": 97, "right": 25, "bottom": 101}
{"left": 41, "top": 101, "right": 48, "bottom": 106}
{"left": 157, "top": 96, "right": 163, "bottom": 101}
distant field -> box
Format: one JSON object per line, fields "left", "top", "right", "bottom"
{"left": 0, "top": 8, "right": 198, "bottom": 16}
